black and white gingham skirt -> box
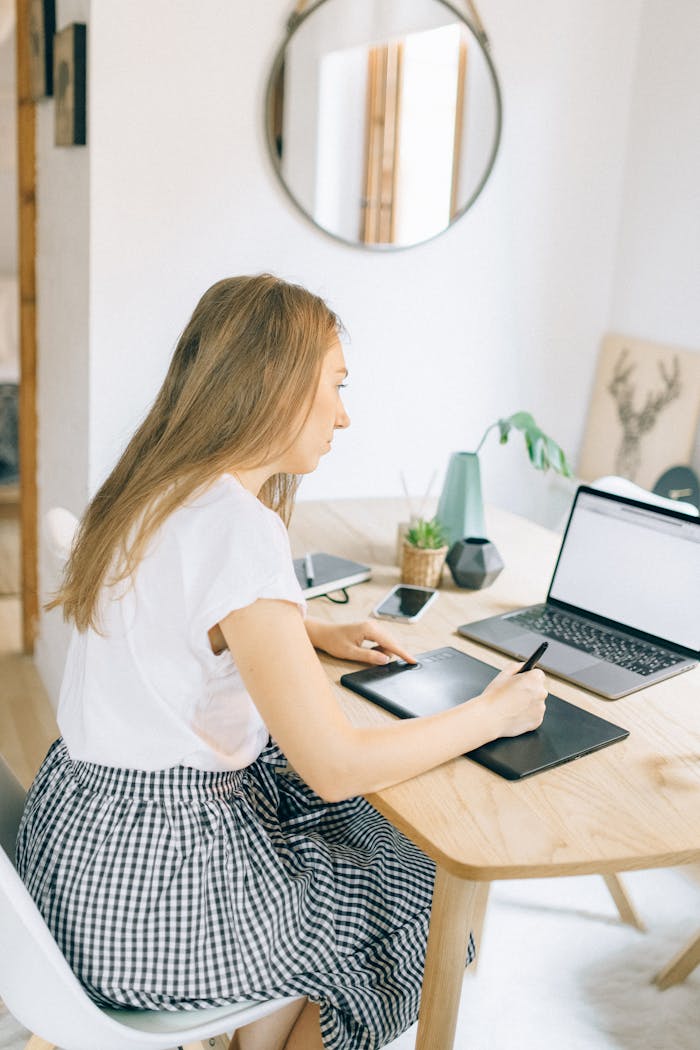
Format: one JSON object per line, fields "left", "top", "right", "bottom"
{"left": 16, "top": 738, "right": 473, "bottom": 1049}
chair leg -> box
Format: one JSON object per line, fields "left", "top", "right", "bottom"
{"left": 467, "top": 881, "right": 491, "bottom": 975}
{"left": 23, "top": 1037, "right": 56, "bottom": 1050}
{"left": 602, "top": 873, "right": 646, "bottom": 931}
{"left": 654, "top": 931, "right": 700, "bottom": 990}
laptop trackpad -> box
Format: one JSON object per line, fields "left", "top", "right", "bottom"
{"left": 506, "top": 633, "right": 596, "bottom": 674}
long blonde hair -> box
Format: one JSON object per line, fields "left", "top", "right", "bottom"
{"left": 50, "top": 274, "right": 340, "bottom": 631}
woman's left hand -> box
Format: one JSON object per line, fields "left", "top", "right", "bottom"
{"left": 306, "top": 617, "right": 416, "bottom": 666}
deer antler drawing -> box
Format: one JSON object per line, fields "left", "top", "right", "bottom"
{"left": 607, "top": 349, "right": 681, "bottom": 480}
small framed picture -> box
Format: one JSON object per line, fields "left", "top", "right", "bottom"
{"left": 578, "top": 333, "right": 700, "bottom": 489}
{"left": 54, "top": 23, "right": 87, "bottom": 147}
{"left": 29, "top": 0, "right": 56, "bottom": 99}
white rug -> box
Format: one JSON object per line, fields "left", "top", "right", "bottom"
{"left": 2, "top": 866, "right": 698, "bottom": 1050}
{"left": 388, "top": 864, "right": 700, "bottom": 1050}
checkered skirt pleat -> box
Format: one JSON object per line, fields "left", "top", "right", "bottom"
{"left": 16, "top": 738, "right": 474, "bottom": 1049}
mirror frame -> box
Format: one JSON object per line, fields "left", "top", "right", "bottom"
{"left": 264, "top": 0, "right": 503, "bottom": 251}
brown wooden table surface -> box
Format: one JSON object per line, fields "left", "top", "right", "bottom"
{"left": 289, "top": 497, "right": 700, "bottom": 1049}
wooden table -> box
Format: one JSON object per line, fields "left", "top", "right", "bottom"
{"left": 289, "top": 497, "right": 700, "bottom": 1050}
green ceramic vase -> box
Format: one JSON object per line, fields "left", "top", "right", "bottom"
{"left": 436, "top": 451, "right": 486, "bottom": 547}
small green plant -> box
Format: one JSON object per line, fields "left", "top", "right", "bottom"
{"left": 405, "top": 517, "right": 448, "bottom": 550}
{"left": 474, "top": 411, "right": 573, "bottom": 476}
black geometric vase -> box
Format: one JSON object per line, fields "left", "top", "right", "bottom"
{"left": 446, "top": 537, "right": 504, "bottom": 590}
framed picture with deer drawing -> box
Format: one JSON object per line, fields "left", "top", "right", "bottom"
{"left": 577, "top": 333, "right": 700, "bottom": 489}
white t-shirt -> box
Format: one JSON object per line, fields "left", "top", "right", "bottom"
{"left": 57, "top": 474, "right": 306, "bottom": 771}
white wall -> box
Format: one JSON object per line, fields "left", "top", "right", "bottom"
{"left": 0, "top": 29, "right": 17, "bottom": 274}
{"left": 0, "top": 26, "right": 18, "bottom": 388}
{"left": 35, "top": 0, "right": 645, "bottom": 705}
{"left": 86, "top": 0, "right": 641, "bottom": 507}
{"left": 33, "top": 0, "right": 90, "bottom": 698}
{"left": 609, "top": 0, "right": 700, "bottom": 472}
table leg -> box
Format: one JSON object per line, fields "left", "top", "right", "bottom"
{"left": 416, "top": 867, "right": 480, "bottom": 1050}
{"left": 654, "top": 930, "right": 700, "bottom": 990}
{"left": 602, "top": 873, "right": 646, "bottom": 931}
{"left": 468, "top": 881, "right": 492, "bottom": 975}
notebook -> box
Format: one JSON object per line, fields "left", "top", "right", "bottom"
{"left": 457, "top": 486, "right": 699, "bottom": 699}
{"left": 293, "top": 552, "right": 371, "bottom": 599}
{"left": 340, "top": 646, "right": 629, "bottom": 780}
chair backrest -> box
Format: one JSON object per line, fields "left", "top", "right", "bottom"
{"left": 0, "top": 755, "right": 300, "bottom": 1048}
{"left": 591, "top": 475, "right": 699, "bottom": 516}
{"left": 0, "top": 755, "right": 140, "bottom": 1050}
{"left": 44, "top": 505, "right": 80, "bottom": 563}
{"left": 0, "top": 755, "right": 26, "bottom": 865}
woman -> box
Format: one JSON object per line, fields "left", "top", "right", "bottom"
{"left": 17, "top": 275, "right": 546, "bottom": 1050}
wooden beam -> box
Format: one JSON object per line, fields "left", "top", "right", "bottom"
{"left": 450, "top": 37, "right": 468, "bottom": 221}
{"left": 362, "top": 46, "right": 385, "bottom": 245}
{"left": 388, "top": 42, "right": 404, "bottom": 245}
{"left": 15, "top": 0, "right": 39, "bottom": 654}
{"left": 378, "top": 41, "right": 400, "bottom": 244}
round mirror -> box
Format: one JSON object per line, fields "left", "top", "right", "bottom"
{"left": 265, "top": 0, "right": 502, "bottom": 250}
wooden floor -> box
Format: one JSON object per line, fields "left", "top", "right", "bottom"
{"left": 0, "top": 488, "right": 57, "bottom": 787}
{"left": 0, "top": 596, "right": 57, "bottom": 789}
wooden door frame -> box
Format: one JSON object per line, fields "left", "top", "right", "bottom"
{"left": 15, "top": 0, "right": 39, "bottom": 653}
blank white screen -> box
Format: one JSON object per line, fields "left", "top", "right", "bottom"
{"left": 550, "top": 493, "right": 700, "bottom": 651}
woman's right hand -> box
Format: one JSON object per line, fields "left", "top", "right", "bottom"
{"left": 476, "top": 662, "right": 548, "bottom": 739}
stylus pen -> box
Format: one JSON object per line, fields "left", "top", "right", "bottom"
{"left": 517, "top": 641, "right": 549, "bottom": 673}
{"left": 304, "top": 553, "right": 315, "bottom": 587}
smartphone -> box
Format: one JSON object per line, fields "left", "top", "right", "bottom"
{"left": 372, "top": 584, "right": 439, "bottom": 623}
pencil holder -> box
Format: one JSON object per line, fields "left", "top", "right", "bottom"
{"left": 395, "top": 521, "right": 417, "bottom": 565}
{"left": 400, "top": 541, "right": 448, "bottom": 588}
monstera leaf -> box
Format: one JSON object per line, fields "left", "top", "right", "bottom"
{"left": 476, "top": 411, "right": 573, "bottom": 476}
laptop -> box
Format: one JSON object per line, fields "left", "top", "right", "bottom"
{"left": 457, "top": 486, "right": 700, "bottom": 699}
{"left": 340, "top": 646, "right": 629, "bottom": 780}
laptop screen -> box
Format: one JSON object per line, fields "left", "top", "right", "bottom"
{"left": 549, "top": 489, "right": 700, "bottom": 652}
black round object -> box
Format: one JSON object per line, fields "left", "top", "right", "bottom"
{"left": 652, "top": 465, "right": 700, "bottom": 510}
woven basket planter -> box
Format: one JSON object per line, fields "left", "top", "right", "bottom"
{"left": 400, "top": 541, "right": 448, "bottom": 588}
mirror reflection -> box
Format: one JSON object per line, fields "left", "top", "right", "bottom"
{"left": 267, "top": 0, "right": 502, "bottom": 249}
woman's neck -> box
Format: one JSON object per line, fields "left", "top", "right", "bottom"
{"left": 227, "top": 466, "right": 275, "bottom": 497}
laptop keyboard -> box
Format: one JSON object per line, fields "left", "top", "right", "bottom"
{"left": 509, "top": 606, "right": 680, "bottom": 676}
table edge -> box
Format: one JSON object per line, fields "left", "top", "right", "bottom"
{"left": 365, "top": 794, "right": 700, "bottom": 880}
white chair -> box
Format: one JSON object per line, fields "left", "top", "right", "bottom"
{"left": 591, "top": 475, "right": 699, "bottom": 516}
{"left": 551, "top": 473, "right": 699, "bottom": 534}
{"left": 0, "top": 755, "right": 302, "bottom": 1050}
{"left": 43, "top": 506, "right": 80, "bottom": 563}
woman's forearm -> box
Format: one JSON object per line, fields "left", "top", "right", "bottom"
{"left": 303, "top": 618, "right": 496, "bottom": 798}
{"left": 305, "top": 616, "right": 330, "bottom": 651}
{"left": 321, "top": 700, "right": 495, "bottom": 801}
{"left": 222, "top": 599, "right": 546, "bottom": 805}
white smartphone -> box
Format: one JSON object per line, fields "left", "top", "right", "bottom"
{"left": 372, "top": 584, "right": 439, "bottom": 623}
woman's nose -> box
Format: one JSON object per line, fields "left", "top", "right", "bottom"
{"left": 336, "top": 404, "right": 350, "bottom": 430}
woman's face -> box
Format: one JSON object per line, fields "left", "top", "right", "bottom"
{"left": 279, "top": 338, "right": 350, "bottom": 474}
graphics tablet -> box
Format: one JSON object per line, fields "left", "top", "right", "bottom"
{"left": 340, "top": 646, "right": 629, "bottom": 780}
